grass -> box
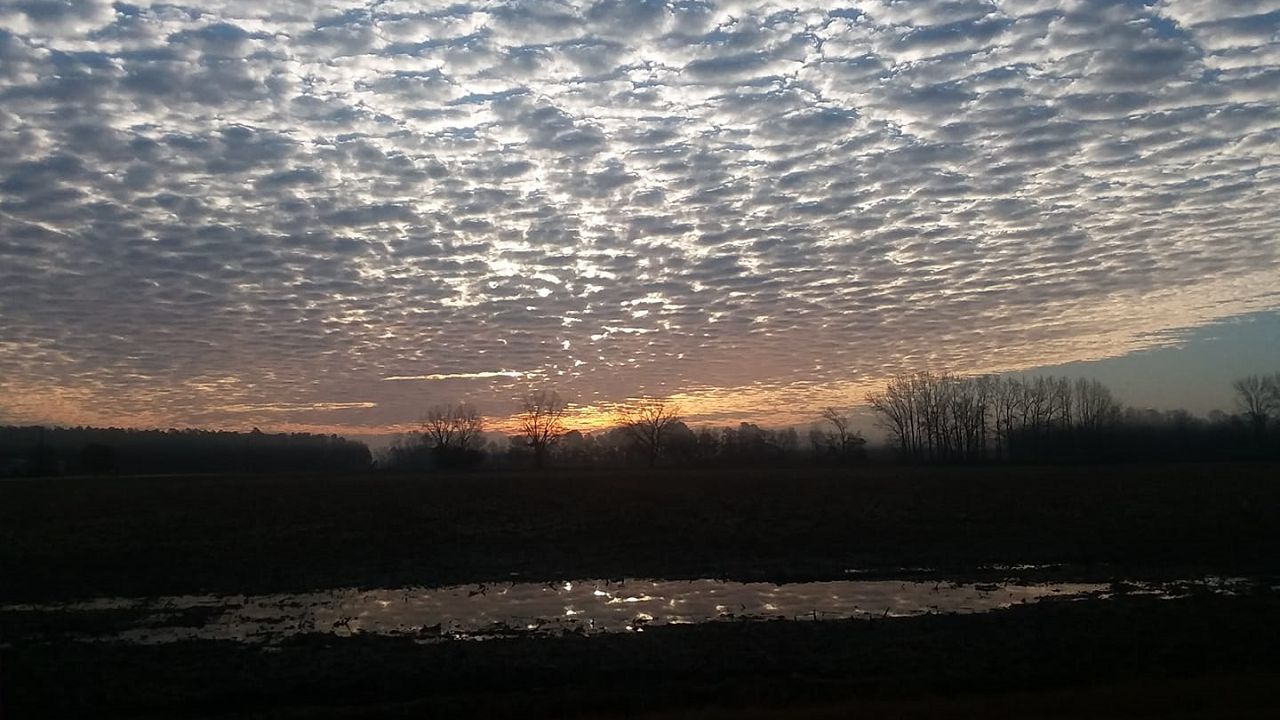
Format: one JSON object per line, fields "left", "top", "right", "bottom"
{"left": 3, "top": 462, "right": 1279, "bottom": 602}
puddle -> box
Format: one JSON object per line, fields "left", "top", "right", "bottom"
{"left": 3, "top": 578, "right": 1113, "bottom": 645}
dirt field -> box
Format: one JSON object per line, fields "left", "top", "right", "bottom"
{"left": 3, "top": 463, "right": 1279, "bottom": 718}
{"left": 4, "top": 589, "right": 1280, "bottom": 718}
{"left": 2, "top": 463, "right": 1278, "bottom": 602}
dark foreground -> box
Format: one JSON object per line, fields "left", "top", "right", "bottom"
{"left": 5, "top": 590, "right": 1280, "bottom": 718}
{"left": 3, "top": 464, "right": 1279, "bottom": 718}
{"left": 3, "top": 463, "right": 1279, "bottom": 602}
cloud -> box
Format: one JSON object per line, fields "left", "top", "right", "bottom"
{"left": 0, "top": 0, "right": 1276, "bottom": 432}
{"left": 218, "top": 402, "right": 379, "bottom": 413}
{"left": 384, "top": 372, "right": 526, "bottom": 381}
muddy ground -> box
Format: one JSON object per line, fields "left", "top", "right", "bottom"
{"left": 3, "top": 463, "right": 1278, "bottom": 602}
{"left": 3, "top": 463, "right": 1279, "bottom": 718}
{"left": 4, "top": 589, "right": 1280, "bottom": 718}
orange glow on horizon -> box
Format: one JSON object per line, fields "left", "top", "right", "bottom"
{"left": 3, "top": 268, "right": 1276, "bottom": 440}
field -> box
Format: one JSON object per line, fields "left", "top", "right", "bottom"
{"left": 5, "top": 463, "right": 1280, "bottom": 601}
{"left": 3, "top": 463, "right": 1280, "bottom": 717}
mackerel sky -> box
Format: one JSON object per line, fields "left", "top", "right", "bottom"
{"left": 1, "top": 0, "right": 1278, "bottom": 433}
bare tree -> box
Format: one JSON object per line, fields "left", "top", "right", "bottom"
{"left": 813, "top": 407, "right": 866, "bottom": 462}
{"left": 866, "top": 372, "right": 923, "bottom": 460}
{"left": 1272, "top": 372, "right": 1280, "bottom": 415}
{"left": 422, "top": 402, "right": 484, "bottom": 453}
{"left": 867, "top": 372, "right": 1128, "bottom": 463}
{"left": 1072, "top": 378, "right": 1121, "bottom": 432}
{"left": 1233, "top": 375, "right": 1277, "bottom": 441}
{"left": 989, "top": 376, "right": 1021, "bottom": 459}
{"left": 615, "top": 397, "right": 683, "bottom": 467}
{"left": 867, "top": 371, "right": 977, "bottom": 462}
{"left": 517, "top": 390, "right": 568, "bottom": 469}
{"left": 417, "top": 402, "right": 485, "bottom": 468}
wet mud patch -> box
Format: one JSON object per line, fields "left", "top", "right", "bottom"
{"left": 4, "top": 576, "right": 1253, "bottom": 646}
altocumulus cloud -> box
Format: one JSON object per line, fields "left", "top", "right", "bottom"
{"left": 0, "top": 0, "right": 1277, "bottom": 431}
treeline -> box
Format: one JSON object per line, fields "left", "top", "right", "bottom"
{"left": 0, "top": 426, "right": 372, "bottom": 477}
{"left": 552, "top": 423, "right": 825, "bottom": 468}
{"left": 382, "top": 392, "right": 867, "bottom": 471}
{"left": 386, "top": 372, "right": 1280, "bottom": 470}
{"left": 384, "top": 421, "right": 848, "bottom": 471}
{"left": 7, "top": 371, "right": 1277, "bottom": 477}
{"left": 866, "top": 371, "right": 1280, "bottom": 464}
{"left": 866, "top": 374, "right": 1122, "bottom": 463}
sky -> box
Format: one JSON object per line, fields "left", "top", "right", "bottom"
{"left": 1027, "top": 309, "right": 1280, "bottom": 416}
{"left": 0, "top": 0, "right": 1277, "bottom": 436}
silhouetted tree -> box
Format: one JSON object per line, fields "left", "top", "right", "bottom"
{"left": 1233, "top": 374, "right": 1276, "bottom": 442}
{"left": 381, "top": 433, "right": 433, "bottom": 470}
{"left": 716, "top": 422, "right": 794, "bottom": 464}
{"left": 663, "top": 422, "right": 699, "bottom": 463}
{"left": 615, "top": 397, "right": 683, "bottom": 467}
{"left": 811, "top": 407, "right": 867, "bottom": 463}
{"left": 868, "top": 372, "right": 1128, "bottom": 463}
{"left": 866, "top": 371, "right": 953, "bottom": 461}
{"left": 421, "top": 402, "right": 485, "bottom": 468}
{"left": 517, "top": 390, "right": 568, "bottom": 469}
{"left": 1071, "top": 378, "right": 1123, "bottom": 432}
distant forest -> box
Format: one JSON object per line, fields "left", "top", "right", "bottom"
{"left": 3, "top": 372, "right": 1277, "bottom": 477}
{"left": 0, "top": 427, "right": 372, "bottom": 477}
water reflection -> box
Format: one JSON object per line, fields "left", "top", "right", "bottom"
{"left": 4, "top": 578, "right": 1113, "bottom": 645}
